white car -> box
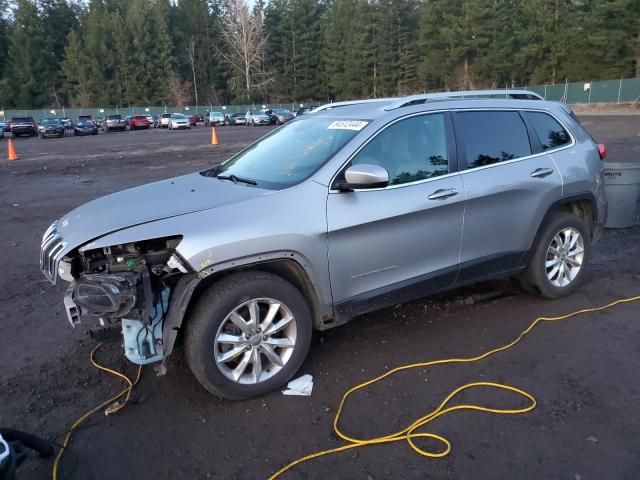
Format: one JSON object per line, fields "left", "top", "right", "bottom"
{"left": 245, "top": 110, "right": 271, "bottom": 126}
{"left": 207, "top": 111, "right": 226, "bottom": 126}
{"left": 168, "top": 113, "right": 190, "bottom": 130}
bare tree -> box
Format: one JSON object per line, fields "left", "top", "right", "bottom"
{"left": 216, "top": 0, "right": 271, "bottom": 99}
{"left": 186, "top": 36, "right": 198, "bottom": 107}
{"left": 167, "top": 73, "right": 192, "bottom": 107}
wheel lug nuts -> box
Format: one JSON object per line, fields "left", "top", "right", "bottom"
{"left": 246, "top": 345, "right": 252, "bottom": 351}
{"left": 263, "top": 336, "right": 268, "bottom": 341}
{"left": 245, "top": 334, "right": 251, "bottom": 339}
{"left": 256, "top": 328, "right": 262, "bottom": 333}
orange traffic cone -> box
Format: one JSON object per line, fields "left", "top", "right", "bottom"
{"left": 7, "top": 138, "right": 18, "bottom": 161}
{"left": 210, "top": 127, "right": 219, "bottom": 145}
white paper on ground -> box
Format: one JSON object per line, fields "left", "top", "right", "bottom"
{"left": 282, "top": 374, "right": 313, "bottom": 396}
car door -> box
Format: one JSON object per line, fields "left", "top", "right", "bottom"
{"left": 326, "top": 112, "right": 465, "bottom": 318}
{"left": 452, "top": 109, "right": 563, "bottom": 282}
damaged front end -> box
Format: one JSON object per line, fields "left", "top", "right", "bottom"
{"left": 41, "top": 225, "right": 199, "bottom": 371}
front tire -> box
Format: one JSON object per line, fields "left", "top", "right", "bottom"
{"left": 519, "top": 211, "right": 591, "bottom": 299}
{"left": 185, "top": 271, "right": 313, "bottom": 400}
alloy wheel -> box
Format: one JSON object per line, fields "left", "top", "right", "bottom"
{"left": 213, "top": 298, "right": 297, "bottom": 384}
{"left": 545, "top": 227, "right": 585, "bottom": 287}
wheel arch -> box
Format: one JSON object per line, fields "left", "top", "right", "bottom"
{"left": 522, "top": 192, "right": 596, "bottom": 268}
{"left": 190, "top": 253, "right": 330, "bottom": 328}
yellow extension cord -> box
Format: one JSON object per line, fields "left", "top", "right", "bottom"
{"left": 268, "top": 294, "right": 640, "bottom": 479}
{"left": 51, "top": 295, "right": 640, "bottom": 480}
{"left": 52, "top": 344, "right": 142, "bottom": 480}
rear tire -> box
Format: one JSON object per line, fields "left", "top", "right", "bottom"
{"left": 519, "top": 211, "right": 591, "bottom": 299}
{"left": 185, "top": 271, "right": 313, "bottom": 400}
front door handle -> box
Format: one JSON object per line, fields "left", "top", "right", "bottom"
{"left": 428, "top": 188, "right": 458, "bottom": 200}
{"left": 530, "top": 167, "right": 554, "bottom": 178}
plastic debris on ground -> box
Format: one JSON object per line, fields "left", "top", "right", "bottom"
{"left": 282, "top": 374, "right": 313, "bottom": 396}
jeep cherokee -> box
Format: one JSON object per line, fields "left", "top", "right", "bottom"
{"left": 40, "top": 91, "right": 607, "bottom": 399}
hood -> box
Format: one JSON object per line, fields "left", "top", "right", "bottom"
{"left": 56, "top": 172, "right": 272, "bottom": 251}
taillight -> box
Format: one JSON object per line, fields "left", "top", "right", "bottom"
{"left": 597, "top": 143, "right": 606, "bottom": 160}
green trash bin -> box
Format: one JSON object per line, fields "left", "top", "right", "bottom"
{"left": 603, "top": 162, "right": 640, "bottom": 228}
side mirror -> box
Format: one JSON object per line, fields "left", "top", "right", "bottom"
{"left": 339, "top": 164, "right": 389, "bottom": 190}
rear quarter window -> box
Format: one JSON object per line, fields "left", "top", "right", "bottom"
{"left": 524, "top": 111, "right": 571, "bottom": 150}
{"left": 454, "top": 111, "right": 532, "bottom": 168}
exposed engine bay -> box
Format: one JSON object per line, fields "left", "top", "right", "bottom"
{"left": 59, "top": 236, "right": 193, "bottom": 367}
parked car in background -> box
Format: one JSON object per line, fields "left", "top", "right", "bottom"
{"left": 95, "top": 116, "right": 105, "bottom": 128}
{"left": 158, "top": 113, "right": 172, "bottom": 128}
{"left": 206, "top": 111, "right": 226, "bottom": 126}
{"left": 145, "top": 114, "right": 153, "bottom": 124}
{"left": 8, "top": 117, "right": 38, "bottom": 137}
{"left": 38, "top": 118, "right": 66, "bottom": 138}
{"left": 74, "top": 119, "right": 99, "bottom": 136}
{"left": 60, "top": 117, "right": 74, "bottom": 130}
{"left": 168, "top": 113, "right": 190, "bottom": 130}
{"left": 271, "top": 108, "right": 295, "bottom": 124}
{"left": 129, "top": 114, "right": 152, "bottom": 130}
{"left": 0, "top": 121, "right": 6, "bottom": 138}
{"left": 196, "top": 114, "right": 205, "bottom": 124}
{"left": 226, "top": 113, "right": 247, "bottom": 126}
{"left": 103, "top": 114, "right": 127, "bottom": 132}
{"left": 188, "top": 115, "right": 197, "bottom": 127}
{"left": 245, "top": 109, "right": 271, "bottom": 126}
{"left": 124, "top": 115, "right": 132, "bottom": 128}
{"left": 78, "top": 115, "right": 93, "bottom": 124}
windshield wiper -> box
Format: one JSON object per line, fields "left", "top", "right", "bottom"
{"left": 215, "top": 173, "right": 257, "bottom": 185}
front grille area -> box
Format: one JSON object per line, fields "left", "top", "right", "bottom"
{"left": 40, "top": 221, "right": 66, "bottom": 284}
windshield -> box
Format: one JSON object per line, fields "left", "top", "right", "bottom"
{"left": 211, "top": 117, "right": 367, "bottom": 189}
{"left": 211, "top": 112, "right": 223, "bottom": 116}
{"left": 78, "top": 120, "right": 93, "bottom": 126}
{"left": 42, "top": 118, "right": 60, "bottom": 125}
{"left": 172, "top": 114, "right": 186, "bottom": 119}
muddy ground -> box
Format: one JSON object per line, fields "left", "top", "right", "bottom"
{"left": 1, "top": 117, "right": 639, "bottom": 480}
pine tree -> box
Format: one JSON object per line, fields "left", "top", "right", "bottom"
{"left": 40, "top": 0, "right": 78, "bottom": 107}
{"left": 61, "top": 29, "right": 91, "bottom": 106}
{"left": 6, "top": 0, "right": 48, "bottom": 108}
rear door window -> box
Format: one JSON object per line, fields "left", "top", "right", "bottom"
{"left": 524, "top": 111, "right": 571, "bottom": 150}
{"left": 350, "top": 113, "right": 450, "bottom": 185}
{"left": 454, "top": 111, "right": 531, "bottom": 169}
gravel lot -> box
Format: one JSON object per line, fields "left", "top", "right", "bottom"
{"left": 1, "top": 117, "right": 639, "bottom": 480}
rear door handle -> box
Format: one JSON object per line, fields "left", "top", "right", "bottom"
{"left": 530, "top": 168, "right": 554, "bottom": 178}
{"left": 428, "top": 188, "right": 458, "bottom": 200}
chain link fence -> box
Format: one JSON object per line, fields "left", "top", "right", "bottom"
{"left": 1, "top": 77, "right": 639, "bottom": 121}
{"left": 527, "top": 77, "right": 640, "bottom": 104}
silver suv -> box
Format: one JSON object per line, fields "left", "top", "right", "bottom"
{"left": 40, "top": 91, "right": 607, "bottom": 399}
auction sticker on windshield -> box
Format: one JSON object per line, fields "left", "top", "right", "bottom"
{"left": 327, "top": 120, "right": 368, "bottom": 131}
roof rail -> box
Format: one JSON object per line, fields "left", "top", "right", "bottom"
{"left": 383, "top": 89, "right": 544, "bottom": 111}
{"left": 312, "top": 98, "right": 394, "bottom": 113}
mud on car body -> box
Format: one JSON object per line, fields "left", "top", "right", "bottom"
{"left": 41, "top": 90, "right": 606, "bottom": 400}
